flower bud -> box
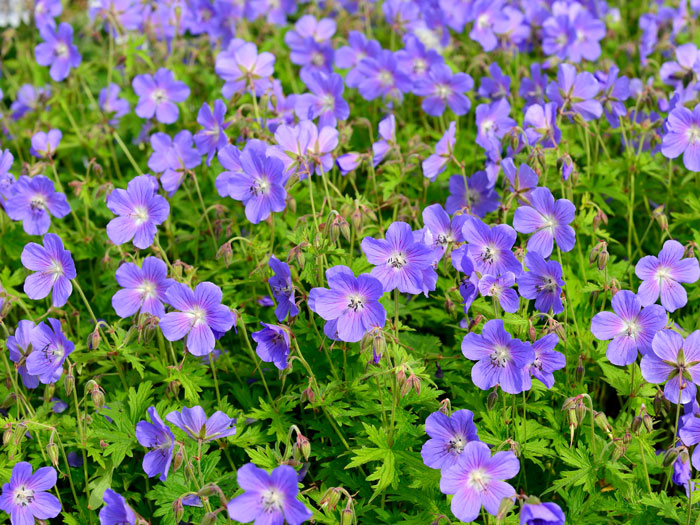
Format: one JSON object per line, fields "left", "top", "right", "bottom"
{"left": 597, "top": 245, "right": 609, "bottom": 271}
{"left": 47, "top": 441, "right": 59, "bottom": 468}
{"left": 201, "top": 512, "right": 217, "bottom": 525}
{"left": 296, "top": 434, "right": 311, "bottom": 461}
{"left": 642, "top": 413, "right": 653, "bottom": 433}
{"left": 167, "top": 381, "right": 181, "bottom": 398}
{"left": 561, "top": 396, "right": 577, "bottom": 411}
{"left": 594, "top": 411, "right": 612, "bottom": 435}
{"left": 611, "top": 443, "right": 626, "bottom": 462}
{"left": 320, "top": 488, "right": 341, "bottom": 510}
{"left": 589, "top": 242, "right": 602, "bottom": 265}
{"left": 439, "top": 398, "right": 451, "bottom": 416}
{"left": 341, "top": 505, "right": 355, "bottom": 525}
{"left": 172, "top": 498, "right": 184, "bottom": 523}
{"left": 216, "top": 241, "right": 234, "bottom": 268}
{"left": 198, "top": 484, "right": 220, "bottom": 498}
{"left": 663, "top": 447, "right": 680, "bottom": 467}
{"left": 3, "top": 428, "right": 12, "bottom": 446}
{"left": 64, "top": 372, "right": 75, "bottom": 396}
{"left": 496, "top": 495, "right": 516, "bottom": 520}
{"left": 172, "top": 448, "right": 184, "bottom": 472}
{"left": 653, "top": 205, "right": 668, "bottom": 232}
{"left": 92, "top": 389, "right": 105, "bottom": 410}
{"left": 528, "top": 320, "right": 536, "bottom": 342}
{"left": 568, "top": 408, "right": 578, "bottom": 430}
{"left": 575, "top": 401, "right": 587, "bottom": 426}
{"left": 631, "top": 416, "right": 642, "bottom": 434}
{"left": 487, "top": 388, "right": 498, "bottom": 411}
{"left": 88, "top": 327, "right": 101, "bottom": 350}
{"left": 468, "top": 314, "right": 484, "bottom": 332}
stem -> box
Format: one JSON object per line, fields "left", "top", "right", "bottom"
{"left": 238, "top": 318, "right": 275, "bottom": 405}
{"left": 638, "top": 437, "right": 652, "bottom": 494}
{"left": 210, "top": 356, "right": 222, "bottom": 409}
{"left": 191, "top": 171, "right": 218, "bottom": 253}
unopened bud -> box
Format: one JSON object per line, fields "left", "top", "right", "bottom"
{"left": 216, "top": 242, "right": 234, "bottom": 268}
{"left": 468, "top": 314, "right": 483, "bottom": 332}
{"left": 487, "top": 389, "right": 498, "bottom": 411}
{"left": 198, "top": 484, "right": 219, "bottom": 498}
{"left": 173, "top": 498, "right": 184, "bottom": 522}
{"left": 685, "top": 242, "right": 696, "bottom": 259}
{"left": 528, "top": 320, "right": 536, "bottom": 343}
{"left": 340, "top": 506, "right": 355, "bottom": 525}
{"left": 622, "top": 429, "right": 632, "bottom": 444}
{"left": 496, "top": 495, "right": 516, "bottom": 520}
{"left": 201, "top": 512, "right": 217, "bottom": 525}
{"left": 575, "top": 401, "right": 587, "bottom": 426}
{"left": 642, "top": 414, "right": 653, "bottom": 433}
{"left": 172, "top": 449, "right": 184, "bottom": 472}
{"left": 65, "top": 373, "right": 75, "bottom": 396}
{"left": 92, "top": 389, "right": 105, "bottom": 410}
{"left": 594, "top": 411, "right": 612, "bottom": 435}
{"left": 320, "top": 488, "right": 341, "bottom": 510}
{"left": 47, "top": 441, "right": 59, "bottom": 467}
{"left": 611, "top": 443, "right": 627, "bottom": 462}
{"left": 3, "top": 428, "right": 12, "bottom": 446}
{"left": 597, "top": 246, "right": 609, "bottom": 270}
{"left": 568, "top": 408, "right": 578, "bottom": 430}
{"left": 439, "top": 398, "right": 451, "bottom": 416}
{"left": 88, "top": 328, "right": 101, "bottom": 350}
{"left": 296, "top": 434, "right": 311, "bottom": 461}
{"left": 167, "top": 381, "right": 181, "bottom": 398}
{"left": 631, "top": 416, "right": 642, "bottom": 434}
{"left": 562, "top": 396, "right": 577, "bottom": 411}
{"left": 653, "top": 205, "right": 668, "bottom": 231}
{"left": 663, "top": 447, "right": 680, "bottom": 467}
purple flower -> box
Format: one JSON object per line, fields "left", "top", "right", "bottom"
{"left": 252, "top": 323, "right": 291, "bottom": 370}
{"left": 99, "top": 489, "right": 136, "bottom": 525}
{"left": 106, "top": 175, "right": 170, "bottom": 250}
{"left": 215, "top": 41, "right": 275, "bottom": 98}
{"left": 661, "top": 104, "right": 700, "bottom": 172}
{"left": 51, "top": 397, "right": 68, "bottom": 414}
{"left": 440, "top": 441, "right": 519, "bottom": 522}
{"left": 479, "top": 273, "right": 519, "bottom": 313}
{"left": 517, "top": 252, "right": 564, "bottom": 315}
{"left": 21, "top": 233, "right": 75, "bottom": 307}
{"left": 335, "top": 31, "right": 381, "bottom": 88}
{"left": 591, "top": 290, "right": 667, "bottom": 366}
{"left": 462, "top": 319, "right": 534, "bottom": 394}
{"left": 596, "top": 66, "right": 630, "bottom": 128}
{"left": 414, "top": 63, "right": 473, "bottom": 117}
{"left": 478, "top": 62, "right": 510, "bottom": 100}
{"left": 372, "top": 114, "right": 396, "bottom": 166}
{"left": 194, "top": 100, "right": 229, "bottom": 165}
{"left": 523, "top": 103, "right": 561, "bottom": 148}
{"left": 7, "top": 320, "right": 39, "bottom": 389}
{"left": 469, "top": 0, "right": 504, "bottom": 52}
{"left": 132, "top": 68, "right": 190, "bottom": 124}
{"left": 165, "top": 406, "right": 236, "bottom": 442}
{"left": 421, "top": 409, "right": 479, "bottom": 470}
{"left": 475, "top": 99, "right": 516, "bottom": 160}
{"left": 361, "top": 221, "right": 434, "bottom": 294}
{"left": 99, "top": 83, "right": 130, "bottom": 125}
{"left": 295, "top": 71, "right": 349, "bottom": 128}
{"left": 641, "top": 330, "right": 700, "bottom": 404}
{"left": 11, "top": 84, "right": 51, "bottom": 120}
{"left": 30, "top": 129, "right": 62, "bottom": 158}
{"left": 222, "top": 140, "right": 287, "bottom": 224}
{"left": 395, "top": 34, "right": 442, "bottom": 86}
{"left": 112, "top": 257, "right": 174, "bottom": 319}
{"left": 522, "top": 334, "right": 566, "bottom": 390}
{"left": 308, "top": 266, "right": 386, "bottom": 343}
{"left": 160, "top": 282, "right": 235, "bottom": 356}
{"left": 513, "top": 187, "right": 576, "bottom": 257}
{"left": 543, "top": 3, "right": 604, "bottom": 62}
{"left": 546, "top": 63, "right": 602, "bottom": 121}
{"left": 135, "top": 406, "right": 175, "bottom": 481}
{"left": 502, "top": 158, "right": 538, "bottom": 199}
{"left": 34, "top": 22, "right": 81, "bottom": 82}
{"left": 226, "top": 463, "right": 312, "bottom": 525}
{"left": 356, "top": 49, "right": 412, "bottom": 102}
{"left": 445, "top": 172, "right": 500, "bottom": 217}
{"left": 422, "top": 121, "right": 455, "bottom": 181}
{"left": 519, "top": 63, "right": 548, "bottom": 107}
{"left": 0, "top": 462, "right": 61, "bottom": 524}
{"left": 422, "top": 203, "right": 466, "bottom": 254}
{"left": 26, "top": 318, "right": 74, "bottom": 384}
{"left": 148, "top": 131, "right": 201, "bottom": 195}
{"left": 268, "top": 255, "right": 298, "bottom": 321}
{"left": 34, "top": 0, "right": 62, "bottom": 30}
{"left": 462, "top": 217, "right": 521, "bottom": 276}
{"left": 520, "top": 501, "right": 566, "bottom": 525}
{"left": 660, "top": 43, "right": 700, "bottom": 87}
{"left": 250, "top": 0, "right": 296, "bottom": 26}
{"left": 635, "top": 240, "right": 700, "bottom": 312}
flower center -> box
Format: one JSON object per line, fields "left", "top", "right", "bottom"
{"left": 13, "top": 485, "right": 35, "bottom": 507}
{"left": 435, "top": 84, "right": 451, "bottom": 99}
{"left": 311, "top": 52, "right": 325, "bottom": 66}
{"left": 151, "top": 88, "right": 168, "bottom": 104}
{"left": 542, "top": 214, "right": 558, "bottom": 230}
{"left": 131, "top": 205, "right": 150, "bottom": 225}
{"left": 378, "top": 70, "right": 394, "bottom": 87}
{"left": 481, "top": 245, "right": 498, "bottom": 264}
{"left": 477, "top": 14, "right": 489, "bottom": 29}
{"left": 138, "top": 280, "right": 157, "bottom": 298}
{"left": 347, "top": 293, "right": 365, "bottom": 311}
{"left": 436, "top": 233, "right": 452, "bottom": 246}
{"left": 489, "top": 283, "right": 502, "bottom": 297}
{"left": 481, "top": 119, "right": 494, "bottom": 134}
{"left": 189, "top": 306, "right": 206, "bottom": 325}
{"left": 251, "top": 177, "right": 270, "bottom": 196}
{"left": 467, "top": 467, "right": 491, "bottom": 491}
{"left": 623, "top": 320, "right": 640, "bottom": 339}
{"left": 538, "top": 276, "right": 558, "bottom": 293}
{"left": 687, "top": 126, "right": 700, "bottom": 145}
{"left": 49, "top": 258, "right": 64, "bottom": 277}
{"left": 30, "top": 195, "right": 48, "bottom": 211}
{"left": 261, "top": 488, "right": 284, "bottom": 512}
{"left": 320, "top": 94, "right": 335, "bottom": 112}
{"left": 490, "top": 345, "right": 510, "bottom": 367}
{"left": 449, "top": 435, "right": 467, "bottom": 454}
{"left": 413, "top": 58, "right": 427, "bottom": 75}
{"left": 656, "top": 266, "right": 672, "bottom": 283}
{"left": 387, "top": 252, "right": 408, "bottom": 269}
{"left": 55, "top": 42, "right": 69, "bottom": 58}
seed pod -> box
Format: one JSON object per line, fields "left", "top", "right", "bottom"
{"left": 296, "top": 434, "right": 311, "bottom": 461}
{"left": 487, "top": 389, "right": 498, "bottom": 411}
{"left": 663, "top": 447, "right": 680, "bottom": 467}
{"left": 320, "top": 488, "right": 341, "bottom": 510}
{"left": 201, "top": 512, "right": 217, "bottom": 525}
{"left": 172, "top": 498, "right": 184, "bottom": 522}
{"left": 47, "top": 441, "right": 59, "bottom": 467}
{"left": 589, "top": 243, "right": 601, "bottom": 265}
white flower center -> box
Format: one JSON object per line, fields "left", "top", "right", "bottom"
{"left": 131, "top": 206, "right": 149, "bottom": 225}
{"left": 189, "top": 306, "right": 206, "bottom": 325}
{"left": 379, "top": 70, "right": 394, "bottom": 86}
{"left": 481, "top": 119, "right": 494, "bottom": 133}
{"left": 467, "top": 467, "right": 491, "bottom": 491}
{"left": 30, "top": 195, "right": 48, "bottom": 211}
{"left": 687, "top": 126, "right": 700, "bottom": 145}
{"left": 490, "top": 345, "right": 510, "bottom": 368}
{"left": 623, "top": 320, "right": 640, "bottom": 339}
{"left": 251, "top": 177, "right": 270, "bottom": 196}
{"left": 320, "top": 94, "right": 335, "bottom": 112}
{"left": 151, "top": 88, "right": 168, "bottom": 104}
{"left": 387, "top": 252, "right": 408, "bottom": 269}
{"left": 656, "top": 266, "right": 672, "bottom": 283}
{"left": 449, "top": 435, "right": 467, "bottom": 454}
{"left": 347, "top": 293, "right": 365, "bottom": 311}
{"left": 477, "top": 14, "right": 490, "bottom": 29}
{"left": 435, "top": 84, "right": 451, "bottom": 99}
{"left": 13, "top": 485, "right": 35, "bottom": 507}
{"left": 137, "top": 280, "right": 157, "bottom": 299}
{"left": 261, "top": 488, "right": 284, "bottom": 512}
{"left": 49, "top": 258, "right": 64, "bottom": 277}
{"left": 55, "top": 42, "right": 69, "bottom": 58}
